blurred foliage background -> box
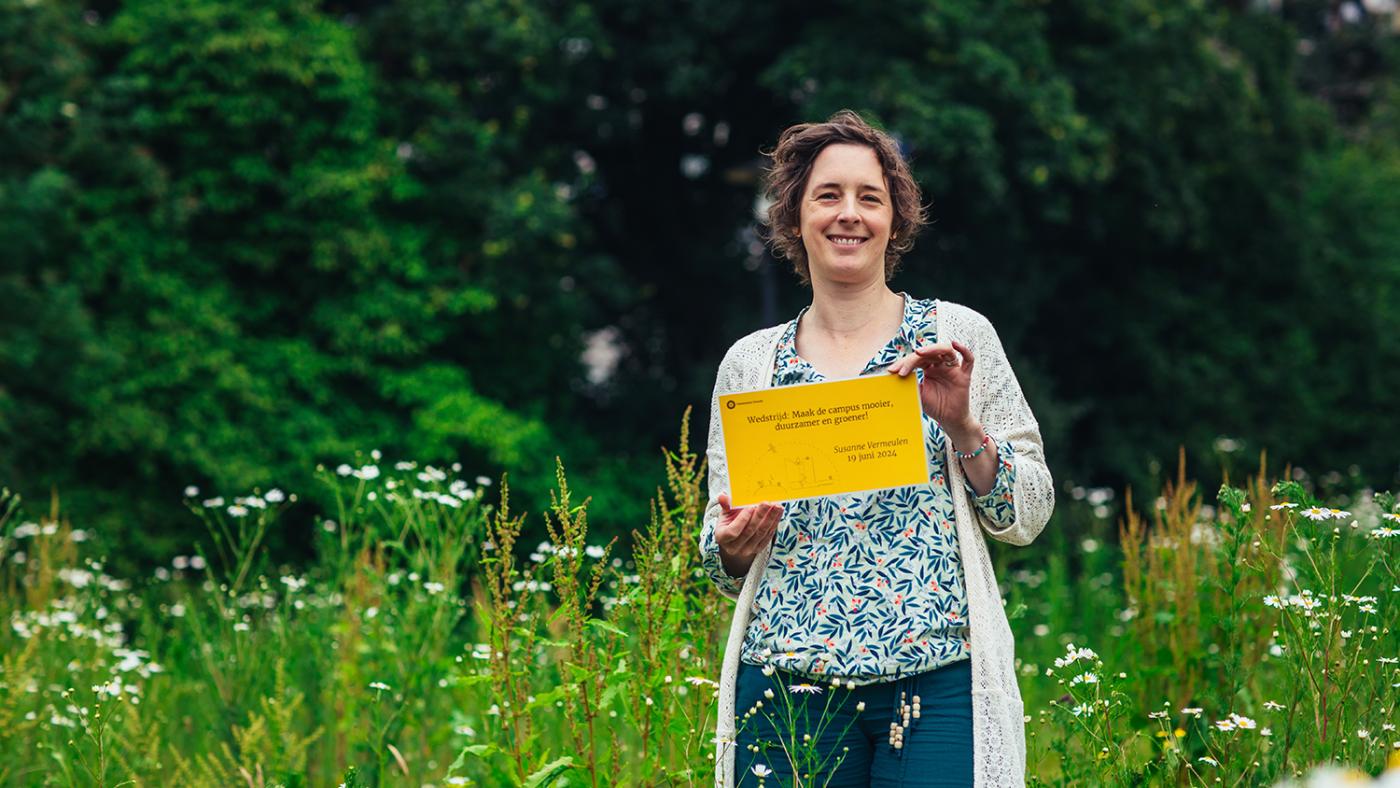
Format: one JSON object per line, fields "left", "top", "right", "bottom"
{"left": 3, "top": 0, "right": 1399, "bottom": 570}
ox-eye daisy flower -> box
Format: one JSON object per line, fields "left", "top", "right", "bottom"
{"left": 752, "top": 764, "right": 773, "bottom": 777}
{"left": 788, "top": 683, "right": 822, "bottom": 695}
{"left": 1300, "top": 507, "right": 1330, "bottom": 521}
{"left": 1054, "top": 643, "right": 1099, "bottom": 668}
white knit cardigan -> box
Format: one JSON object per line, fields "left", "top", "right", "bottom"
{"left": 704, "top": 299, "right": 1054, "bottom": 788}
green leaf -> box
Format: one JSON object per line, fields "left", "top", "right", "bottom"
{"left": 448, "top": 743, "right": 519, "bottom": 787}
{"left": 522, "top": 757, "right": 576, "bottom": 788}
{"left": 598, "top": 680, "right": 627, "bottom": 712}
{"left": 526, "top": 684, "right": 573, "bottom": 710}
{"left": 585, "top": 618, "right": 626, "bottom": 638}
{"left": 449, "top": 744, "right": 500, "bottom": 772}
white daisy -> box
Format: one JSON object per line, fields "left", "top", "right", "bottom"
{"left": 1229, "top": 713, "right": 1257, "bottom": 729}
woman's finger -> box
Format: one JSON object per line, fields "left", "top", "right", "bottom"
{"left": 753, "top": 505, "right": 782, "bottom": 550}
{"left": 732, "top": 504, "right": 767, "bottom": 552}
{"left": 891, "top": 344, "right": 944, "bottom": 376}
{"left": 743, "top": 503, "right": 782, "bottom": 552}
{"left": 951, "top": 340, "right": 975, "bottom": 374}
{"left": 718, "top": 492, "right": 734, "bottom": 514}
{"left": 892, "top": 345, "right": 959, "bottom": 376}
{"left": 763, "top": 503, "right": 783, "bottom": 534}
{"left": 918, "top": 342, "right": 964, "bottom": 368}
{"left": 719, "top": 503, "right": 755, "bottom": 543}
{"left": 913, "top": 341, "right": 954, "bottom": 358}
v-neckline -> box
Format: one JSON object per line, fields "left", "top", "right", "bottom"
{"left": 790, "top": 292, "right": 911, "bottom": 381}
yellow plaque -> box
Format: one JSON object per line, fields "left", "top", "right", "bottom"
{"left": 718, "top": 373, "right": 929, "bottom": 506}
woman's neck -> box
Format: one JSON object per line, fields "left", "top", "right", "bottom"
{"left": 804, "top": 279, "right": 903, "bottom": 339}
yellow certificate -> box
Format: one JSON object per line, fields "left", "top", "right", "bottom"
{"left": 718, "top": 373, "right": 929, "bottom": 506}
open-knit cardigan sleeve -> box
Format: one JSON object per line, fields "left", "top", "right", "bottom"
{"left": 958, "top": 309, "right": 1052, "bottom": 548}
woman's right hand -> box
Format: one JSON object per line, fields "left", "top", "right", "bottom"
{"left": 715, "top": 493, "right": 783, "bottom": 579}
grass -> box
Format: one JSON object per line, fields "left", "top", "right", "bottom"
{"left": 1, "top": 415, "right": 1397, "bottom": 786}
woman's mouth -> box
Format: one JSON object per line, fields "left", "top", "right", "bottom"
{"left": 827, "top": 235, "right": 868, "bottom": 247}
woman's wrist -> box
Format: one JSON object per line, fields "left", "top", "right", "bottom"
{"left": 945, "top": 418, "right": 986, "bottom": 454}
{"left": 718, "top": 544, "right": 754, "bottom": 579}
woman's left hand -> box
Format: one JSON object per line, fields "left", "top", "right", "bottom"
{"left": 886, "top": 340, "right": 977, "bottom": 432}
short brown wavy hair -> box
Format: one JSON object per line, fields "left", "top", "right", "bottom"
{"left": 761, "top": 110, "right": 928, "bottom": 285}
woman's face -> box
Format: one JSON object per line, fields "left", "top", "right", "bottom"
{"left": 796, "top": 143, "right": 893, "bottom": 286}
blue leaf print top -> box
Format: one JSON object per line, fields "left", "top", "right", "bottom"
{"left": 700, "top": 294, "right": 1018, "bottom": 683}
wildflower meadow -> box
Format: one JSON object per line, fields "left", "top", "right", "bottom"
{"left": 1, "top": 414, "right": 1398, "bottom": 787}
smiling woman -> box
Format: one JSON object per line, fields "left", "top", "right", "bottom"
{"left": 699, "top": 110, "right": 1055, "bottom": 787}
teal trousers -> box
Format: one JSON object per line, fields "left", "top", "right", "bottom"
{"left": 733, "top": 659, "right": 974, "bottom": 787}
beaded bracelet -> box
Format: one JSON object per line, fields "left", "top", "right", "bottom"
{"left": 953, "top": 430, "right": 991, "bottom": 461}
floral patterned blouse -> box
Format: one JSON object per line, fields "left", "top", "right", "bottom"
{"left": 700, "top": 294, "right": 1018, "bottom": 683}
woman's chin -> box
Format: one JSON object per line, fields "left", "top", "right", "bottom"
{"left": 811, "top": 257, "right": 883, "bottom": 285}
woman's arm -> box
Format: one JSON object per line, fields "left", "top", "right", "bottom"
{"left": 700, "top": 356, "right": 746, "bottom": 599}
{"left": 698, "top": 346, "right": 782, "bottom": 598}
{"left": 965, "top": 315, "right": 1054, "bottom": 546}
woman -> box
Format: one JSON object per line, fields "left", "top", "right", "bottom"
{"left": 700, "top": 110, "right": 1054, "bottom": 787}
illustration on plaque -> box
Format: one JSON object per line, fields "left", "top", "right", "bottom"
{"left": 752, "top": 441, "right": 837, "bottom": 493}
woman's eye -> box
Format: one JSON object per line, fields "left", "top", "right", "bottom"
{"left": 863, "top": 196, "right": 881, "bottom": 203}
{"left": 818, "top": 193, "right": 837, "bottom": 200}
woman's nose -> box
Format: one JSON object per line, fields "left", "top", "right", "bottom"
{"left": 837, "top": 196, "right": 861, "bottom": 223}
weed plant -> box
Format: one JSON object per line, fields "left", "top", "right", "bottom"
{"left": 0, "top": 422, "right": 1397, "bottom": 786}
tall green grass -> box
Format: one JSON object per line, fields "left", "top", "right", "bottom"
{"left": 1, "top": 419, "right": 1397, "bottom": 786}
